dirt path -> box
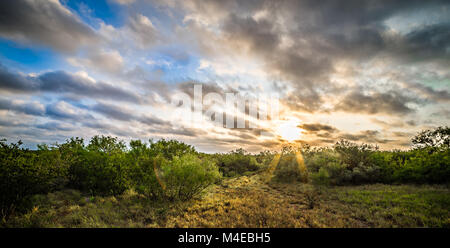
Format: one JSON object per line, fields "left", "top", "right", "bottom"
{"left": 164, "top": 171, "right": 327, "bottom": 227}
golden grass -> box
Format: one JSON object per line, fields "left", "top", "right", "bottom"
{"left": 3, "top": 174, "right": 449, "bottom": 228}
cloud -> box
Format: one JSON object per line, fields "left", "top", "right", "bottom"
{"left": 177, "top": 0, "right": 450, "bottom": 115}
{"left": 114, "top": 0, "right": 136, "bottom": 5}
{"left": 177, "top": 81, "right": 229, "bottom": 98}
{"left": 67, "top": 50, "right": 124, "bottom": 74}
{"left": 90, "top": 101, "right": 170, "bottom": 126}
{"left": 0, "top": 0, "right": 98, "bottom": 53}
{"left": 0, "top": 98, "right": 45, "bottom": 116}
{"left": 0, "top": 65, "right": 142, "bottom": 103}
{"left": 0, "top": 64, "right": 39, "bottom": 92}
{"left": 45, "top": 101, "right": 87, "bottom": 120}
{"left": 338, "top": 130, "right": 393, "bottom": 144}
{"left": 0, "top": 118, "right": 29, "bottom": 128}
{"left": 35, "top": 121, "right": 74, "bottom": 131}
{"left": 334, "top": 90, "right": 418, "bottom": 115}
{"left": 98, "top": 13, "right": 160, "bottom": 52}
{"left": 1, "top": 0, "right": 449, "bottom": 151}
{"left": 39, "top": 71, "right": 142, "bottom": 103}
{"left": 298, "top": 123, "right": 338, "bottom": 133}
{"left": 128, "top": 14, "right": 159, "bottom": 47}
{"left": 91, "top": 102, "right": 134, "bottom": 121}
{"left": 406, "top": 82, "right": 450, "bottom": 103}
{"left": 399, "top": 22, "right": 450, "bottom": 62}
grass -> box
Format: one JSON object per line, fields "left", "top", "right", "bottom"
{"left": 3, "top": 189, "right": 178, "bottom": 227}
{"left": 3, "top": 174, "right": 449, "bottom": 228}
{"left": 329, "top": 184, "right": 450, "bottom": 227}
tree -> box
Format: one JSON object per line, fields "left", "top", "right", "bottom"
{"left": 149, "top": 139, "right": 196, "bottom": 159}
{"left": 412, "top": 126, "right": 450, "bottom": 150}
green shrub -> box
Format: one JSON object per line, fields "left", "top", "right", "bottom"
{"left": 67, "top": 151, "right": 130, "bottom": 195}
{"left": 65, "top": 136, "right": 130, "bottom": 196}
{"left": 305, "top": 148, "right": 340, "bottom": 173}
{"left": 334, "top": 140, "right": 378, "bottom": 169}
{"left": 311, "top": 167, "right": 330, "bottom": 186}
{"left": 0, "top": 140, "right": 67, "bottom": 218}
{"left": 214, "top": 149, "right": 261, "bottom": 177}
{"left": 149, "top": 139, "right": 196, "bottom": 160}
{"left": 162, "top": 154, "right": 221, "bottom": 201}
{"left": 255, "top": 150, "right": 275, "bottom": 168}
{"left": 130, "top": 155, "right": 166, "bottom": 200}
{"left": 273, "top": 153, "right": 303, "bottom": 183}
{"left": 305, "top": 141, "right": 381, "bottom": 185}
{"left": 130, "top": 147, "right": 221, "bottom": 201}
{"left": 372, "top": 148, "right": 450, "bottom": 184}
{"left": 305, "top": 138, "right": 450, "bottom": 185}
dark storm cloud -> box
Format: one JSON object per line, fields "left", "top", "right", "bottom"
{"left": 335, "top": 90, "right": 418, "bottom": 115}
{"left": 0, "top": 0, "right": 98, "bottom": 53}
{"left": 0, "top": 65, "right": 141, "bottom": 104}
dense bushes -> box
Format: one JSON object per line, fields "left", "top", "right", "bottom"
{"left": 61, "top": 137, "right": 130, "bottom": 196}
{"left": 371, "top": 148, "right": 450, "bottom": 184}
{"left": 162, "top": 154, "right": 220, "bottom": 200}
{"left": 130, "top": 152, "right": 220, "bottom": 201}
{"left": 273, "top": 153, "right": 303, "bottom": 182}
{"left": 0, "top": 141, "right": 67, "bottom": 218}
{"left": 306, "top": 138, "right": 450, "bottom": 186}
{"left": 148, "top": 139, "right": 196, "bottom": 159}
{"left": 0, "top": 136, "right": 221, "bottom": 219}
{"left": 68, "top": 150, "right": 130, "bottom": 195}
{"left": 212, "top": 148, "right": 263, "bottom": 177}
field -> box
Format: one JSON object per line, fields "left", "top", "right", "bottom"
{"left": 1, "top": 128, "right": 449, "bottom": 228}
{"left": 4, "top": 173, "right": 449, "bottom": 227}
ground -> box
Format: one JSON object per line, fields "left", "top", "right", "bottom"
{"left": 165, "top": 174, "right": 450, "bottom": 227}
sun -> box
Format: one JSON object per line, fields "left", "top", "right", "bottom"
{"left": 275, "top": 120, "right": 303, "bottom": 142}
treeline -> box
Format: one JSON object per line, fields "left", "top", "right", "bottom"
{"left": 276, "top": 127, "right": 449, "bottom": 185}
{"left": 304, "top": 140, "right": 450, "bottom": 186}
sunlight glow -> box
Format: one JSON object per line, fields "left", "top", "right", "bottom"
{"left": 275, "top": 120, "right": 303, "bottom": 142}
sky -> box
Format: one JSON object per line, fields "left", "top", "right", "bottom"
{"left": 0, "top": 0, "right": 449, "bottom": 153}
